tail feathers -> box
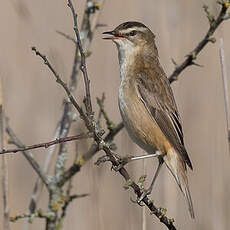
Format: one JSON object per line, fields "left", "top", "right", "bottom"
{"left": 177, "top": 166, "right": 195, "bottom": 219}
{"left": 164, "top": 150, "right": 195, "bottom": 219}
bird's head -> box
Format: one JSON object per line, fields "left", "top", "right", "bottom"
{"left": 103, "top": 21, "right": 157, "bottom": 57}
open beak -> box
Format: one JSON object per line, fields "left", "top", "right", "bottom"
{"left": 102, "top": 31, "right": 124, "bottom": 40}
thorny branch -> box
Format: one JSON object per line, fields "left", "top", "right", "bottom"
{"left": 168, "top": 0, "right": 230, "bottom": 83}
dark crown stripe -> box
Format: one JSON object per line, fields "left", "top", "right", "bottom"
{"left": 115, "top": 21, "right": 147, "bottom": 30}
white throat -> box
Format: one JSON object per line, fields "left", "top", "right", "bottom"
{"left": 114, "top": 39, "right": 139, "bottom": 81}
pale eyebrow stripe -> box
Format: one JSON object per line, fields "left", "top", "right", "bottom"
{"left": 120, "top": 26, "right": 147, "bottom": 34}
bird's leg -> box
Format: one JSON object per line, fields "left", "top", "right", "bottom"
{"left": 113, "top": 152, "right": 159, "bottom": 171}
{"left": 130, "top": 152, "right": 160, "bottom": 161}
{"left": 137, "top": 157, "right": 164, "bottom": 203}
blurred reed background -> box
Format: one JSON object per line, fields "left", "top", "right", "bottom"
{"left": 0, "top": 0, "right": 230, "bottom": 229}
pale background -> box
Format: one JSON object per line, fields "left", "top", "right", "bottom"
{"left": 1, "top": 0, "right": 230, "bottom": 230}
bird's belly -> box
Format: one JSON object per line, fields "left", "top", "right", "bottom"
{"left": 118, "top": 85, "right": 170, "bottom": 155}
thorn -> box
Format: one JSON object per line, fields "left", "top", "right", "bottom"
{"left": 171, "top": 58, "right": 178, "bottom": 67}
{"left": 191, "top": 61, "right": 203, "bottom": 67}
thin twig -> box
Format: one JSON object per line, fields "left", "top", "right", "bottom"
{"left": 96, "top": 93, "right": 105, "bottom": 128}
{"left": 31, "top": 47, "right": 93, "bottom": 131}
{"left": 104, "top": 122, "right": 124, "bottom": 142}
{"left": 168, "top": 2, "right": 230, "bottom": 83}
{"left": 67, "top": 0, "right": 92, "bottom": 115}
{"left": 97, "top": 93, "right": 115, "bottom": 132}
{"left": 36, "top": 3, "right": 105, "bottom": 226}
{"left": 54, "top": 0, "right": 106, "bottom": 182}
{"left": 60, "top": 193, "right": 89, "bottom": 220}
{"left": 1, "top": 132, "right": 91, "bottom": 155}
{"left": 0, "top": 77, "right": 11, "bottom": 230}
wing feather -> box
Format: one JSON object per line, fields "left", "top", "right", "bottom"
{"left": 136, "top": 76, "right": 193, "bottom": 169}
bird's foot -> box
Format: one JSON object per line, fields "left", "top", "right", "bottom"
{"left": 95, "top": 152, "right": 132, "bottom": 170}
{"left": 111, "top": 154, "right": 133, "bottom": 171}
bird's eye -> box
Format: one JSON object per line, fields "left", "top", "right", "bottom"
{"left": 129, "top": 30, "right": 137, "bottom": 36}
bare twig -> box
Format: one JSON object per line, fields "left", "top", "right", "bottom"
{"left": 81, "top": 0, "right": 106, "bottom": 52}
{"left": 54, "top": 0, "right": 106, "bottom": 178}
{"left": 30, "top": 2, "right": 106, "bottom": 228}
{"left": 1, "top": 132, "right": 91, "bottom": 155}
{"left": 104, "top": 122, "right": 124, "bottom": 143}
{"left": 169, "top": 1, "right": 230, "bottom": 83}
{"left": 60, "top": 193, "right": 89, "bottom": 220}
{"left": 96, "top": 93, "right": 105, "bottom": 128}
{"left": 0, "top": 77, "right": 11, "bottom": 230}
{"left": 97, "top": 93, "right": 115, "bottom": 132}
{"left": 31, "top": 47, "right": 93, "bottom": 131}
{"left": 219, "top": 38, "right": 230, "bottom": 150}
{"left": 67, "top": 0, "right": 92, "bottom": 115}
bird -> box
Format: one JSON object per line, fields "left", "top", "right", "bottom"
{"left": 103, "top": 21, "right": 194, "bottom": 218}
